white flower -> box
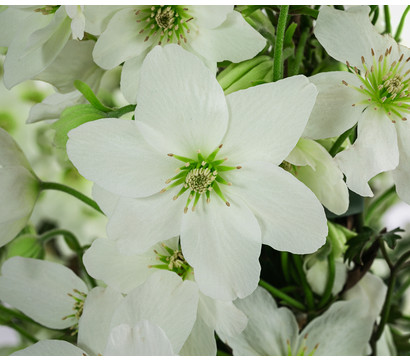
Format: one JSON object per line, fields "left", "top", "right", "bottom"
{"left": 305, "top": 6, "right": 410, "bottom": 202}
{"left": 285, "top": 138, "right": 349, "bottom": 215}
{"left": 83, "top": 234, "right": 248, "bottom": 355}
{"left": 0, "top": 129, "right": 39, "bottom": 247}
{"left": 92, "top": 5, "right": 266, "bottom": 102}
{"left": 225, "top": 286, "right": 376, "bottom": 356}
{"left": 67, "top": 45, "right": 328, "bottom": 301}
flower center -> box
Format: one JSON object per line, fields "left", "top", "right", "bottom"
{"left": 135, "top": 5, "right": 194, "bottom": 46}
{"left": 62, "top": 289, "right": 87, "bottom": 335}
{"left": 162, "top": 144, "right": 241, "bottom": 213}
{"left": 34, "top": 5, "right": 59, "bottom": 15}
{"left": 343, "top": 46, "right": 410, "bottom": 123}
{"left": 150, "top": 242, "right": 193, "bottom": 280}
{"left": 286, "top": 334, "right": 319, "bottom": 356}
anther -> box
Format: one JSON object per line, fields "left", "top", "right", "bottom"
{"left": 402, "top": 117, "right": 407, "bottom": 121}
{"left": 173, "top": 195, "right": 178, "bottom": 200}
{"left": 226, "top": 201, "right": 230, "bottom": 207}
{"left": 399, "top": 54, "right": 404, "bottom": 62}
{"left": 165, "top": 179, "right": 171, "bottom": 184}
{"left": 160, "top": 188, "right": 166, "bottom": 193}
{"left": 227, "top": 182, "right": 232, "bottom": 186}
{"left": 361, "top": 56, "right": 365, "bottom": 64}
{"left": 342, "top": 80, "right": 348, "bottom": 86}
{"left": 236, "top": 166, "right": 242, "bottom": 169}
{"left": 144, "top": 36, "right": 149, "bottom": 42}
{"left": 139, "top": 29, "right": 144, "bottom": 34}
{"left": 184, "top": 207, "right": 188, "bottom": 214}
{"left": 371, "top": 48, "right": 375, "bottom": 56}
{"left": 389, "top": 46, "right": 392, "bottom": 54}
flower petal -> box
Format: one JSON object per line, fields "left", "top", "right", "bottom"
{"left": 286, "top": 138, "right": 349, "bottom": 215}
{"left": 92, "top": 8, "right": 151, "bottom": 69}
{"left": 0, "top": 127, "right": 31, "bottom": 168}
{"left": 190, "top": 11, "right": 266, "bottom": 63}
{"left": 229, "top": 162, "right": 327, "bottom": 253}
{"left": 190, "top": 6, "right": 233, "bottom": 29}
{"left": 392, "top": 120, "right": 410, "bottom": 204}
{"left": 0, "top": 257, "right": 87, "bottom": 329}
{"left": 67, "top": 118, "right": 177, "bottom": 198}
{"left": 299, "top": 299, "right": 373, "bottom": 355}
{"left": 135, "top": 44, "right": 228, "bottom": 156}
{"left": 179, "top": 316, "right": 216, "bottom": 356}
{"left": 83, "top": 238, "right": 158, "bottom": 293}
{"left": 107, "top": 193, "right": 184, "bottom": 254}
{"left": 104, "top": 322, "right": 174, "bottom": 356}
{"left": 220, "top": 76, "right": 317, "bottom": 165}
{"left": 91, "top": 185, "right": 120, "bottom": 217}
{"left": 110, "top": 271, "right": 199, "bottom": 354}
{"left": 335, "top": 108, "right": 399, "bottom": 197}
{"left": 11, "top": 340, "right": 86, "bottom": 356}
{"left": 227, "top": 287, "right": 299, "bottom": 356}
{"left": 77, "top": 287, "right": 124, "bottom": 356}
{"left": 303, "top": 71, "right": 365, "bottom": 139}
{"left": 314, "top": 6, "right": 397, "bottom": 68}
{"left": 181, "top": 195, "right": 261, "bottom": 301}
{"left": 83, "top": 5, "right": 123, "bottom": 36}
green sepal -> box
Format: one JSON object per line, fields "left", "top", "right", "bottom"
{"left": 52, "top": 104, "right": 107, "bottom": 149}
{"left": 344, "top": 226, "right": 375, "bottom": 266}
{"left": 379, "top": 227, "right": 404, "bottom": 250}
{"left": 5, "top": 234, "right": 45, "bottom": 260}
{"left": 74, "top": 80, "right": 112, "bottom": 112}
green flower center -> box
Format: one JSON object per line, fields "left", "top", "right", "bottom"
{"left": 34, "top": 5, "right": 59, "bottom": 15}
{"left": 62, "top": 289, "right": 87, "bottom": 335}
{"left": 162, "top": 144, "right": 241, "bottom": 213}
{"left": 135, "top": 5, "right": 194, "bottom": 46}
{"left": 286, "top": 335, "right": 319, "bottom": 356}
{"left": 344, "top": 46, "right": 410, "bottom": 123}
{"left": 150, "top": 242, "right": 193, "bottom": 280}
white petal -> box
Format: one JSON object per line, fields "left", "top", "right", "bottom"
{"left": 220, "top": 76, "right": 317, "bottom": 165}
{"left": 299, "top": 299, "right": 373, "bottom": 355}
{"left": 198, "top": 293, "right": 247, "bottom": 338}
{"left": 120, "top": 50, "right": 148, "bottom": 104}
{"left": 77, "top": 286, "right": 123, "bottom": 356}
{"left": 181, "top": 195, "right": 261, "bottom": 301}
{"left": 229, "top": 162, "right": 327, "bottom": 253}
{"left": 67, "top": 118, "right": 177, "bottom": 198}
{"left": 0, "top": 257, "right": 87, "bottom": 329}
{"left": 135, "top": 44, "right": 228, "bottom": 156}
{"left": 303, "top": 71, "right": 365, "bottom": 139}
{"left": 92, "top": 8, "right": 151, "bottom": 69}
{"left": 34, "top": 40, "right": 103, "bottom": 94}
{"left": 83, "top": 5, "right": 124, "bottom": 36}
{"left": 227, "top": 287, "right": 299, "bottom": 356}
{"left": 104, "top": 322, "right": 174, "bottom": 356}
{"left": 91, "top": 185, "right": 120, "bottom": 217}
{"left": 11, "top": 340, "right": 86, "bottom": 356}
{"left": 179, "top": 316, "right": 216, "bottom": 356}
{"left": 191, "top": 11, "right": 266, "bottom": 63}
{"left": 0, "top": 166, "right": 38, "bottom": 246}
{"left": 392, "top": 120, "right": 410, "bottom": 204}
{"left": 110, "top": 271, "right": 199, "bottom": 354}
{"left": 344, "top": 272, "right": 387, "bottom": 320}
{"left": 107, "top": 193, "right": 184, "bottom": 254}
{"left": 83, "top": 238, "right": 157, "bottom": 294}
{"left": 26, "top": 91, "right": 84, "bottom": 124}
{"left": 287, "top": 138, "right": 349, "bottom": 215}
{"left": 0, "top": 127, "right": 31, "bottom": 169}
{"left": 3, "top": 9, "right": 71, "bottom": 88}
{"left": 314, "top": 6, "right": 397, "bottom": 68}
{"left": 0, "top": 7, "right": 31, "bottom": 47}
{"left": 335, "top": 108, "right": 399, "bottom": 197}
{"left": 190, "top": 6, "right": 233, "bottom": 29}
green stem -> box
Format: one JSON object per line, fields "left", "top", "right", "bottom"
{"left": 394, "top": 250, "right": 410, "bottom": 271}
{"left": 394, "top": 277, "right": 410, "bottom": 301}
{"left": 364, "top": 185, "right": 396, "bottom": 224}
{"left": 259, "top": 279, "right": 306, "bottom": 311}
{"left": 0, "top": 304, "right": 39, "bottom": 326}
{"left": 317, "top": 252, "right": 336, "bottom": 308}
{"left": 289, "top": 28, "right": 309, "bottom": 76}
{"left": 292, "top": 255, "right": 315, "bottom": 310}
{"left": 273, "top": 5, "right": 289, "bottom": 81}
{"left": 281, "top": 252, "right": 291, "bottom": 283}
{"left": 384, "top": 5, "right": 392, "bottom": 34}
{"left": 394, "top": 6, "right": 410, "bottom": 41}
{"left": 38, "top": 229, "right": 97, "bottom": 288}
{"left": 329, "top": 125, "right": 356, "bottom": 157}
{"left": 107, "top": 104, "right": 136, "bottom": 118}
{"left": 40, "top": 182, "right": 103, "bottom": 215}
{"left": 4, "top": 321, "right": 38, "bottom": 343}
{"left": 379, "top": 236, "right": 394, "bottom": 270}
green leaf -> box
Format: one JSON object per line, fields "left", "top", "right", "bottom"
{"left": 74, "top": 80, "right": 112, "bottom": 112}
{"left": 344, "top": 226, "right": 375, "bottom": 265}
{"left": 380, "top": 227, "right": 405, "bottom": 250}
{"left": 52, "top": 104, "right": 107, "bottom": 149}
{"left": 284, "top": 22, "right": 297, "bottom": 48}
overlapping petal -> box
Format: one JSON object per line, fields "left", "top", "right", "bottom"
{"left": 392, "top": 120, "right": 410, "bottom": 204}
{"left": 11, "top": 340, "right": 86, "bottom": 356}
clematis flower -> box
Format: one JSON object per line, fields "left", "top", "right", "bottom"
{"left": 83, "top": 232, "right": 247, "bottom": 355}
{"left": 305, "top": 6, "right": 410, "bottom": 202}
{"left": 67, "top": 44, "right": 328, "bottom": 301}
{"left": 0, "top": 129, "right": 39, "bottom": 247}
{"left": 224, "top": 286, "right": 376, "bottom": 356}
{"left": 92, "top": 5, "right": 266, "bottom": 102}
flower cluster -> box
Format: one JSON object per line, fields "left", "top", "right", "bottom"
{"left": 0, "top": 5, "right": 409, "bottom": 356}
